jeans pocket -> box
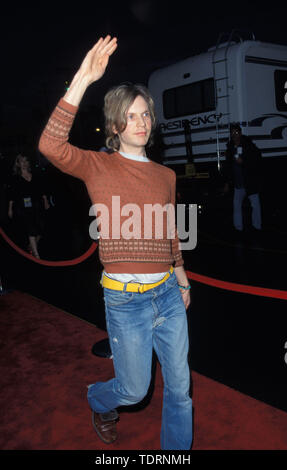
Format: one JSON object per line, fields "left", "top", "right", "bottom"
{"left": 166, "top": 272, "right": 178, "bottom": 290}
{"left": 104, "top": 288, "right": 135, "bottom": 306}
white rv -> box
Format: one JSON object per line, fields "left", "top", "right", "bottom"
{"left": 148, "top": 31, "right": 287, "bottom": 182}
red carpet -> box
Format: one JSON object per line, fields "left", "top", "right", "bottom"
{"left": 0, "top": 291, "right": 287, "bottom": 451}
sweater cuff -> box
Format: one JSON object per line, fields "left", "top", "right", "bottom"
{"left": 58, "top": 97, "right": 79, "bottom": 115}
{"left": 174, "top": 257, "right": 184, "bottom": 268}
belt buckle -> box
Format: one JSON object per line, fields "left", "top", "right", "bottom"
{"left": 138, "top": 284, "right": 145, "bottom": 294}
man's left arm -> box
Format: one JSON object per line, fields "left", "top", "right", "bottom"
{"left": 170, "top": 171, "right": 191, "bottom": 309}
{"left": 174, "top": 266, "right": 191, "bottom": 309}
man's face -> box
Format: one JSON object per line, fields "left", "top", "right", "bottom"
{"left": 115, "top": 95, "right": 152, "bottom": 155}
{"left": 231, "top": 128, "right": 241, "bottom": 145}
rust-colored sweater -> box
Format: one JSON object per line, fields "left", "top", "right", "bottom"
{"left": 38, "top": 98, "right": 183, "bottom": 273}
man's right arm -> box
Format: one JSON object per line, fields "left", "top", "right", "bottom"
{"left": 63, "top": 35, "right": 117, "bottom": 107}
{"left": 38, "top": 36, "right": 117, "bottom": 179}
{"left": 38, "top": 98, "right": 91, "bottom": 180}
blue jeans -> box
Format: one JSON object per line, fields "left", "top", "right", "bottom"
{"left": 233, "top": 187, "right": 262, "bottom": 231}
{"left": 87, "top": 271, "right": 193, "bottom": 450}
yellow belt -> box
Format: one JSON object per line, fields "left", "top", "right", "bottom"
{"left": 101, "top": 267, "right": 174, "bottom": 293}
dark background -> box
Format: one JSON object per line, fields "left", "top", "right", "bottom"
{"left": 1, "top": 0, "right": 287, "bottom": 154}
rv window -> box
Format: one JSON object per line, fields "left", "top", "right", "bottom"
{"left": 163, "top": 78, "right": 215, "bottom": 119}
{"left": 274, "top": 70, "right": 287, "bottom": 111}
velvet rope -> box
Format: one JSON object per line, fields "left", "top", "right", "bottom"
{"left": 0, "top": 226, "right": 98, "bottom": 266}
{"left": 1, "top": 226, "right": 287, "bottom": 299}
{"left": 186, "top": 270, "right": 287, "bottom": 300}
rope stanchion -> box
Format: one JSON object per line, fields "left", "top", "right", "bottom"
{"left": 0, "top": 226, "right": 97, "bottom": 266}
{"left": 186, "top": 270, "right": 287, "bottom": 300}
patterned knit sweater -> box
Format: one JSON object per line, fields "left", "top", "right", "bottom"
{"left": 38, "top": 98, "right": 183, "bottom": 273}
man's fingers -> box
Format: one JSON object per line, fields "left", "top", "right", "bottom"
{"left": 181, "top": 291, "right": 190, "bottom": 309}
{"left": 100, "top": 36, "right": 118, "bottom": 56}
{"left": 101, "top": 34, "right": 112, "bottom": 46}
{"left": 88, "top": 36, "right": 117, "bottom": 62}
{"left": 80, "top": 35, "right": 117, "bottom": 80}
{"left": 106, "top": 41, "right": 118, "bottom": 57}
{"left": 89, "top": 37, "right": 104, "bottom": 54}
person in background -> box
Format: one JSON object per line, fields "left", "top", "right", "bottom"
{"left": 8, "top": 154, "right": 50, "bottom": 258}
{"left": 38, "top": 35, "right": 193, "bottom": 450}
{"left": 223, "top": 123, "right": 262, "bottom": 235}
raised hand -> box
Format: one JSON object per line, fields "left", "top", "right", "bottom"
{"left": 77, "top": 36, "right": 118, "bottom": 86}
{"left": 64, "top": 35, "right": 118, "bottom": 106}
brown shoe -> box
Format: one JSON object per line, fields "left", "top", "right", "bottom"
{"left": 92, "top": 410, "right": 119, "bottom": 444}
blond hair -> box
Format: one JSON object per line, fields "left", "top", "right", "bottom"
{"left": 104, "top": 83, "right": 156, "bottom": 151}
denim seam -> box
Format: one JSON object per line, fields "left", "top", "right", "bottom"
{"left": 104, "top": 290, "right": 135, "bottom": 307}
